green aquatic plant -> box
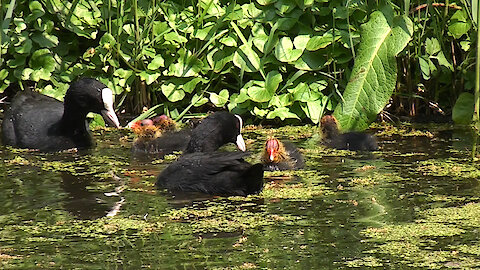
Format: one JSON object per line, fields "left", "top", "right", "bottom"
{"left": 415, "top": 158, "right": 480, "bottom": 179}
{"left": 360, "top": 202, "right": 480, "bottom": 268}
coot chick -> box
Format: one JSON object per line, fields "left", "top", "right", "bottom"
{"left": 320, "top": 115, "right": 378, "bottom": 151}
{"left": 131, "top": 119, "right": 160, "bottom": 140}
{"left": 156, "top": 151, "right": 264, "bottom": 196}
{"left": 185, "top": 111, "right": 246, "bottom": 153}
{"left": 152, "top": 115, "right": 176, "bottom": 132}
{"left": 261, "top": 137, "right": 304, "bottom": 171}
{"left": 2, "top": 78, "right": 120, "bottom": 152}
{"left": 131, "top": 118, "right": 191, "bottom": 157}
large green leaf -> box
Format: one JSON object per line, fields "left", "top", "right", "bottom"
{"left": 266, "top": 107, "right": 300, "bottom": 120}
{"left": 333, "top": 10, "right": 412, "bottom": 131}
{"left": 452, "top": 92, "right": 474, "bottom": 125}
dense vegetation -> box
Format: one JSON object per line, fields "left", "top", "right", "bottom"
{"left": 0, "top": 0, "right": 477, "bottom": 129}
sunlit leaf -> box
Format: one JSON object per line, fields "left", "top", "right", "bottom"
{"left": 162, "top": 83, "right": 185, "bottom": 102}
{"left": 233, "top": 43, "right": 261, "bottom": 72}
{"left": 266, "top": 107, "right": 300, "bottom": 120}
{"left": 293, "top": 35, "right": 310, "bottom": 51}
{"left": 210, "top": 89, "right": 229, "bottom": 107}
{"left": 306, "top": 33, "right": 339, "bottom": 51}
{"left": 274, "top": 37, "right": 302, "bottom": 63}
{"left": 265, "top": 71, "right": 283, "bottom": 94}
{"left": 31, "top": 32, "right": 59, "bottom": 48}
{"left": 139, "top": 71, "right": 160, "bottom": 85}
{"left": 147, "top": 55, "right": 165, "bottom": 70}
{"left": 333, "top": 10, "right": 413, "bottom": 131}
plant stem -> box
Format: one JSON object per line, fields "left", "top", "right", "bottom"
{"left": 473, "top": 2, "right": 480, "bottom": 159}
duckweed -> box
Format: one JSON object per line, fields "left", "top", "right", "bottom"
{"left": 1, "top": 124, "right": 480, "bottom": 268}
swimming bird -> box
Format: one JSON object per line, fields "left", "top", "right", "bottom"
{"left": 156, "top": 111, "right": 263, "bottom": 196}
{"left": 261, "top": 137, "right": 304, "bottom": 171}
{"left": 2, "top": 78, "right": 120, "bottom": 151}
{"left": 320, "top": 115, "right": 378, "bottom": 151}
{"left": 131, "top": 117, "right": 191, "bottom": 157}
{"left": 156, "top": 151, "right": 264, "bottom": 196}
{"left": 185, "top": 111, "right": 246, "bottom": 153}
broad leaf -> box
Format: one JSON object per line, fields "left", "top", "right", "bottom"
{"left": 274, "top": 37, "right": 302, "bottom": 63}
{"left": 147, "top": 55, "right": 165, "bottom": 70}
{"left": 266, "top": 107, "right": 300, "bottom": 120}
{"left": 210, "top": 90, "right": 230, "bottom": 107}
{"left": 452, "top": 92, "right": 474, "bottom": 125}
{"left": 161, "top": 83, "right": 185, "bottom": 102}
{"left": 333, "top": 10, "right": 413, "bottom": 131}
{"left": 233, "top": 43, "right": 261, "bottom": 72}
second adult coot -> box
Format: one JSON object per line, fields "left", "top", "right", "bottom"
{"left": 156, "top": 111, "right": 263, "bottom": 196}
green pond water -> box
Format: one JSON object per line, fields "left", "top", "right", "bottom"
{"left": 1, "top": 124, "right": 480, "bottom": 269}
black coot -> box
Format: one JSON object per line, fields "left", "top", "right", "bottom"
{"left": 261, "top": 137, "right": 304, "bottom": 171}
{"left": 2, "top": 78, "right": 120, "bottom": 151}
{"left": 156, "top": 151, "right": 264, "bottom": 196}
{"left": 320, "top": 115, "right": 378, "bottom": 151}
{"left": 156, "top": 112, "right": 263, "bottom": 196}
{"left": 185, "top": 111, "right": 246, "bottom": 153}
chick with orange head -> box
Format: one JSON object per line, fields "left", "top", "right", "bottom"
{"left": 130, "top": 115, "right": 191, "bottom": 157}
{"left": 261, "top": 137, "right": 304, "bottom": 171}
{"left": 130, "top": 119, "right": 161, "bottom": 141}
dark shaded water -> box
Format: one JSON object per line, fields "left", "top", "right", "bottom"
{"left": 1, "top": 125, "right": 480, "bottom": 269}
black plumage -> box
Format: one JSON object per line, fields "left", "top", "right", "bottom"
{"left": 185, "top": 111, "right": 245, "bottom": 153}
{"left": 156, "top": 111, "right": 263, "bottom": 196}
{"left": 2, "top": 78, "right": 120, "bottom": 152}
{"left": 320, "top": 115, "right": 378, "bottom": 151}
{"left": 156, "top": 151, "right": 264, "bottom": 196}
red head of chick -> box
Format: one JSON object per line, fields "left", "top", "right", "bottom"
{"left": 261, "top": 137, "right": 304, "bottom": 171}
{"left": 130, "top": 119, "right": 161, "bottom": 141}
{"left": 262, "top": 137, "right": 288, "bottom": 163}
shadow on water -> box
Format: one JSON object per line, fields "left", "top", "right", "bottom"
{"left": 1, "top": 125, "right": 480, "bottom": 268}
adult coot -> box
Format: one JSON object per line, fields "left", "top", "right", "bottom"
{"left": 261, "top": 137, "right": 304, "bottom": 171}
{"left": 156, "top": 112, "right": 263, "bottom": 196}
{"left": 320, "top": 115, "right": 378, "bottom": 151}
{"left": 185, "top": 111, "right": 246, "bottom": 153}
{"left": 156, "top": 151, "right": 264, "bottom": 196}
{"left": 2, "top": 78, "right": 120, "bottom": 151}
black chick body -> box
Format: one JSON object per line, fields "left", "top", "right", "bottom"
{"left": 156, "top": 151, "right": 264, "bottom": 196}
{"left": 320, "top": 115, "right": 378, "bottom": 151}
{"left": 262, "top": 138, "right": 304, "bottom": 171}
{"left": 156, "top": 111, "right": 262, "bottom": 196}
{"left": 2, "top": 78, "right": 120, "bottom": 151}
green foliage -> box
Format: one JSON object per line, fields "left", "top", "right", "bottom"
{"left": 1, "top": 0, "right": 477, "bottom": 125}
{"left": 333, "top": 8, "right": 413, "bottom": 131}
{"left": 396, "top": 1, "right": 477, "bottom": 122}
{"left": 453, "top": 92, "right": 474, "bottom": 125}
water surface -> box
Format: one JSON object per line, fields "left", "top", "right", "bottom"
{"left": 1, "top": 124, "right": 480, "bottom": 269}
